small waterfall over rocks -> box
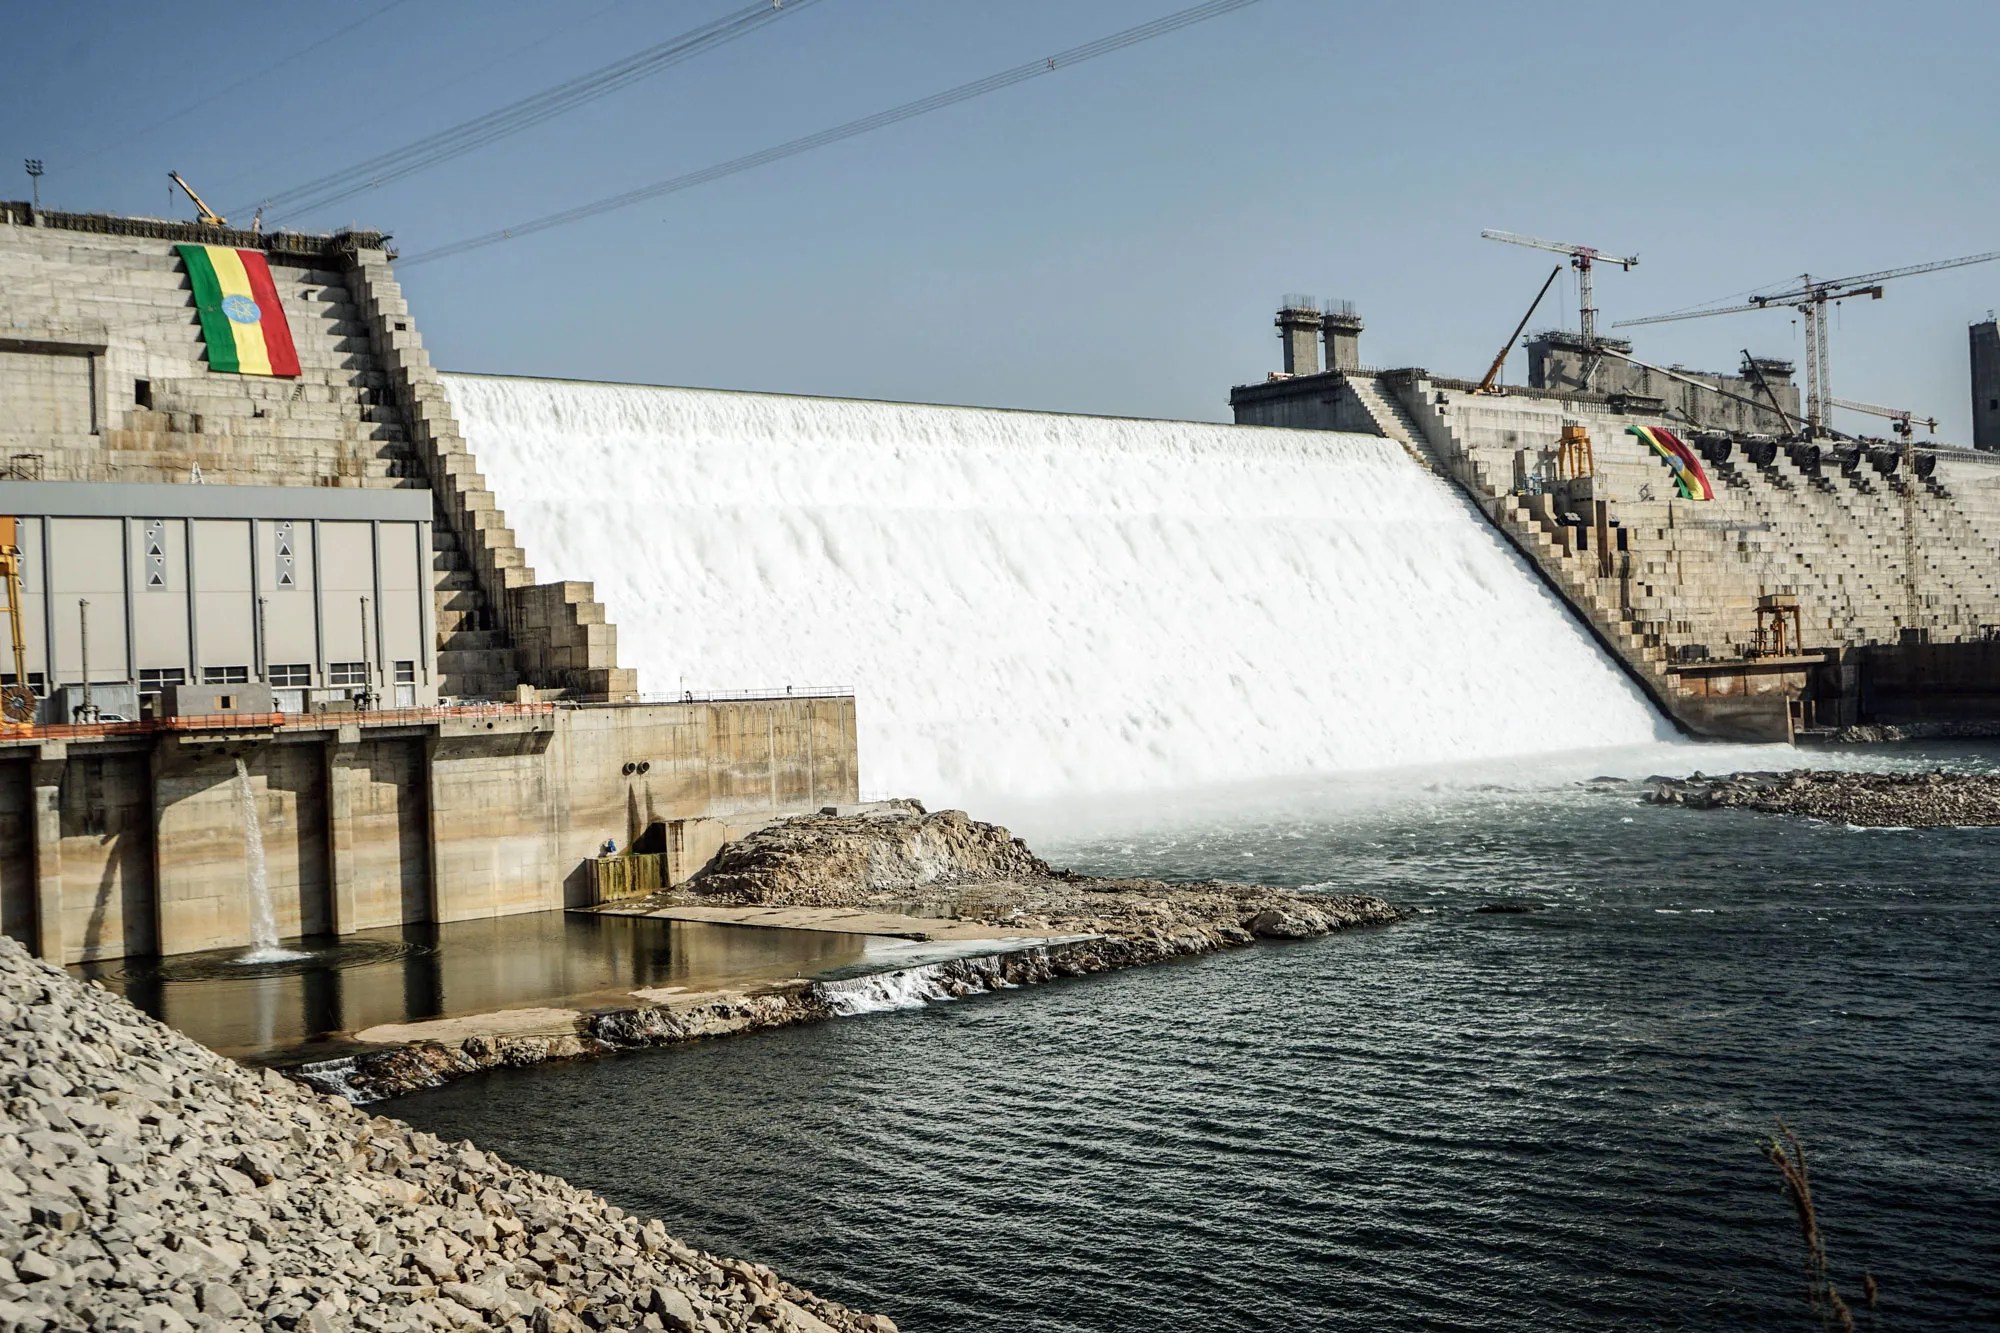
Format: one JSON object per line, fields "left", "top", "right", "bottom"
{"left": 445, "top": 375, "right": 1672, "bottom": 807}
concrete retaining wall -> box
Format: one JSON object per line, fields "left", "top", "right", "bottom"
{"left": 0, "top": 697, "right": 859, "bottom": 963}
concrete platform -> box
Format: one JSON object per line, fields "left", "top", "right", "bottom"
{"left": 593, "top": 902, "right": 1070, "bottom": 943}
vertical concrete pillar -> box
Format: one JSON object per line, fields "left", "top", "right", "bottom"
{"left": 325, "top": 725, "right": 361, "bottom": 936}
{"left": 29, "top": 744, "right": 65, "bottom": 962}
{"left": 1323, "top": 305, "right": 1364, "bottom": 372}
{"left": 1276, "top": 303, "right": 1321, "bottom": 377}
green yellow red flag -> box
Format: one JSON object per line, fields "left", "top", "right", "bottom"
{"left": 175, "top": 244, "right": 301, "bottom": 377}
{"left": 1626, "top": 425, "right": 1714, "bottom": 501}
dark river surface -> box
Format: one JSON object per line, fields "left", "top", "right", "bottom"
{"left": 385, "top": 746, "right": 2000, "bottom": 1330}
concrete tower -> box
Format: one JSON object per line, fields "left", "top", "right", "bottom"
{"left": 1322, "top": 301, "right": 1364, "bottom": 371}
{"left": 1276, "top": 298, "right": 1321, "bottom": 376}
{"left": 1973, "top": 318, "right": 2000, "bottom": 452}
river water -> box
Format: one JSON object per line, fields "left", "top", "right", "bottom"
{"left": 386, "top": 746, "right": 2000, "bottom": 1329}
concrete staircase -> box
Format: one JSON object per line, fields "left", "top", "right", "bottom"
{"left": 343, "top": 249, "right": 637, "bottom": 702}
{"left": 1341, "top": 374, "right": 1450, "bottom": 477}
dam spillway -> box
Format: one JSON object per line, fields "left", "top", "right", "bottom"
{"left": 444, "top": 375, "right": 1671, "bottom": 805}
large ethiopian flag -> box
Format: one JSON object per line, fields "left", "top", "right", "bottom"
{"left": 176, "top": 243, "right": 301, "bottom": 377}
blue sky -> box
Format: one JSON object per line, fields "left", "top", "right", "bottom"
{"left": 8, "top": 0, "right": 1998, "bottom": 437}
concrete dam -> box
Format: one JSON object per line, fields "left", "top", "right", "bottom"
{"left": 444, "top": 374, "right": 1669, "bottom": 807}
{"left": 11, "top": 202, "right": 2000, "bottom": 969}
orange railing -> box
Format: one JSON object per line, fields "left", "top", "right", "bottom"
{"left": 2, "top": 700, "right": 557, "bottom": 743}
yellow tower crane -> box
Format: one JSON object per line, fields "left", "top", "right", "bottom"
{"left": 0, "top": 517, "right": 35, "bottom": 727}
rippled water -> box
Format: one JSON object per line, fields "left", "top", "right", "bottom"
{"left": 388, "top": 748, "right": 2000, "bottom": 1329}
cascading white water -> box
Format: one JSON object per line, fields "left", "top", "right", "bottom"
{"left": 233, "top": 759, "right": 305, "bottom": 964}
{"left": 443, "top": 375, "right": 1672, "bottom": 807}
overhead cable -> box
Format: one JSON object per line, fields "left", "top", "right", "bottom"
{"left": 68, "top": 0, "right": 416, "bottom": 169}
{"left": 403, "top": 0, "right": 1262, "bottom": 267}
{"left": 254, "top": 0, "right": 826, "bottom": 223}
{"left": 205, "top": 0, "right": 652, "bottom": 201}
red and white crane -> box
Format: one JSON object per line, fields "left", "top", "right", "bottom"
{"left": 1481, "top": 229, "right": 1640, "bottom": 348}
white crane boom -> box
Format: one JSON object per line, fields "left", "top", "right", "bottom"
{"left": 1480, "top": 229, "right": 1639, "bottom": 267}
{"left": 1832, "top": 397, "right": 1937, "bottom": 436}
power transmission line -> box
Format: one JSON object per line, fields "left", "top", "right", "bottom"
{"left": 403, "top": 0, "right": 1262, "bottom": 267}
{"left": 254, "top": 0, "right": 825, "bottom": 223}
{"left": 206, "top": 0, "right": 652, "bottom": 202}
{"left": 68, "top": 0, "right": 416, "bottom": 169}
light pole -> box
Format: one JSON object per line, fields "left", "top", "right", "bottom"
{"left": 23, "top": 160, "right": 42, "bottom": 209}
{"left": 77, "top": 598, "right": 92, "bottom": 723}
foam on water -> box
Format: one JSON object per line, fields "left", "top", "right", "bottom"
{"left": 444, "top": 375, "right": 1673, "bottom": 806}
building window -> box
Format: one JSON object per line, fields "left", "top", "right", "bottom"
{"left": 1, "top": 672, "right": 46, "bottom": 698}
{"left": 393, "top": 659, "right": 416, "bottom": 707}
{"left": 139, "top": 667, "right": 185, "bottom": 693}
{"left": 202, "top": 665, "right": 249, "bottom": 685}
{"left": 268, "top": 663, "right": 311, "bottom": 687}
{"left": 134, "top": 379, "right": 152, "bottom": 409}
{"left": 394, "top": 660, "right": 415, "bottom": 684}
{"left": 328, "top": 661, "right": 368, "bottom": 686}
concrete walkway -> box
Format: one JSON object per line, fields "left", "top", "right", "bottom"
{"left": 595, "top": 902, "right": 1065, "bottom": 943}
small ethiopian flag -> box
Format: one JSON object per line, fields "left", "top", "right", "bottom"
{"left": 176, "top": 243, "right": 301, "bottom": 377}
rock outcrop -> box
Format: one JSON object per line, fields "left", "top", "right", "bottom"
{"left": 681, "top": 801, "right": 1398, "bottom": 945}
{"left": 1643, "top": 768, "right": 2000, "bottom": 826}
{"left": 0, "top": 935, "right": 888, "bottom": 1333}
{"left": 690, "top": 800, "right": 1054, "bottom": 905}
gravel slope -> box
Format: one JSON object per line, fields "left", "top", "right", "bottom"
{"left": 0, "top": 935, "right": 888, "bottom": 1333}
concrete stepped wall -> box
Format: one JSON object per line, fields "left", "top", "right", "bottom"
{"left": 1372, "top": 373, "right": 2000, "bottom": 738}
{"left": 0, "top": 210, "right": 636, "bottom": 702}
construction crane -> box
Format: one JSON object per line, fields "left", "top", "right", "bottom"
{"left": 0, "top": 517, "right": 35, "bottom": 728}
{"left": 1481, "top": 229, "right": 1639, "bottom": 347}
{"left": 1475, "top": 265, "right": 1562, "bottom": 394}
{"left": 1614, "top": 249, "right": 2000, "bottom": 437}
{"left": 1833, "top": 396, "right": 1938, "bottom": 440}
{"left": 168, "top": 171, "right": 227, "bottom": 228}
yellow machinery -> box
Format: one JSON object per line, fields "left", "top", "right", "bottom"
{"left": 1555, "top": 424, "right": 1594, "bottom": 482}
{"left": 168, "top": 171, "right": 227, "bottom": 228}
{"left": 0, "top": 517, "right": 34, "bottom": 727}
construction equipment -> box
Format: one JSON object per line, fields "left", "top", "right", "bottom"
{"left": 1555, "top": 423, "right": 1594, "bottom": 481}
{"left": 1739, "top": 348, "right": 1800, "bottom": 440}
{"left": 1596, "top": 346, "right": 1797, "bottom": 436}
{"left": 168, "top": 171, "right": 227, "bottom": 227}
{"left": 1832, "top": 396, "right": 1937, "bottom": 440}
{"left": 0, "top": 517, "right": 35, "bottom": 727}
{"left": 1614, "top": 249, "right": 2000, "bottom": 437}
{"left": 1476, "top": 265, "right": 1562, "bottom": 394}
{"left": 1481, "top": 230, "right": 1639, "bottom": 347}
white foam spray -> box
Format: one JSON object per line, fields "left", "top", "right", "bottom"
{"left": 818, "top": 965, "right": 960, "bottom": 1016}
{"left": 444, "top": 375, "right": 1672, "bottom": 807}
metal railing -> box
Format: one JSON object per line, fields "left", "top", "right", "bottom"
{"left": 1, "top": 700, "right": 557, "bottom": 743}
{"left": 625, "top": 685, "right": 853, "bottom": 706}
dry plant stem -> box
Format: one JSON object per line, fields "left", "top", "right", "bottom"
{"left": 1763, "top": 1120, "right": 1856, "bottom": 1333}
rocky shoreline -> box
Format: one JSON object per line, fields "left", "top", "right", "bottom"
{"left": 0, "top": 935, "right": 891, "bottom": 1333}
{"left": 304, "top": 803, "right": 1400, "bottom": 1102}
{"left": 1643, "top": 768, "right": 2000, "bottom": 826}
